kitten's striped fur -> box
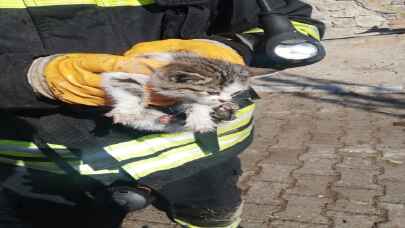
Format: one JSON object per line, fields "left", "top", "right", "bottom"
{"left": 101, "top": 52, "right": 274, "bottom": 132}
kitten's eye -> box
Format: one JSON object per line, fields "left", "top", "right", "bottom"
{"left": 207, "top": 91, "right": 220, "bottom": 95}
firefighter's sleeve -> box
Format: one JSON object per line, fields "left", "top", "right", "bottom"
{"left": 0, "top": 53, "right": 58, "bottom": 110}
{"left": 210, "top": 0, "right": 325, "bottom": 38}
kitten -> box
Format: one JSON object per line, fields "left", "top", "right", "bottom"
{"left": 101, "top": 52, "right": 274, "bottom": 133}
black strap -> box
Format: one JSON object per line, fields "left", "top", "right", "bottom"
{"left": 32, "top": 134, "right": 104, "bottom": 195}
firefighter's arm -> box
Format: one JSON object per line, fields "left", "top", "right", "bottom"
{"left": 0, "top": 53, "right": 58, "bottom": 110}
{"left": 27, "top": 39, "right": 245, "bottom": 107}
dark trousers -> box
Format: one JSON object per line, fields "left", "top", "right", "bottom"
{"left": 0, "top": 157, "right": 242, "bottom": 228}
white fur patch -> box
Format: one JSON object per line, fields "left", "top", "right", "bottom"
{"left": 185, "top": 104, "right": 216, "bottom": 133}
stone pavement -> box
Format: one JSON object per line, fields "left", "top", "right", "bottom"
{"left": 123, "top": 92, "right": 405, "bottom": 228}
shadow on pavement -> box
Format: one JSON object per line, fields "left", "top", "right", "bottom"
{"left": 253, "top": 73, "right": 405, "bottom": 118}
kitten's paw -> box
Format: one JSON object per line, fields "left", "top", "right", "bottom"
{"left": 159, "top": 115, "right": 176, "bottom": 125}
{"left": 220, "top": 102, "right": 239, "bottom": 111}
{"left": 185, "top": 116, "right": 216, "bottom": 133}
{"left": 212, "top": 102, "right": 239, "bottom": 121}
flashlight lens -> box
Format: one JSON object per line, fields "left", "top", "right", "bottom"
{"left": 274, "top": 41, "right": 318, "bottom": 60}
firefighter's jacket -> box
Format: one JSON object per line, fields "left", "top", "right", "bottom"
{"left": 0, "top": 0, "right": 322, "bottom": 196}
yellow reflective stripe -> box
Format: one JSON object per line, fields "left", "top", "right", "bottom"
{"left": 0, "top": 139, "right": 37, "bottom": 149}
{"left": 0, "top": 157, "right": 65, "bottom": 174}
{"left": 174, "top": 219, "right": 202, "bottom": 228}
{"left": 0, "top": 1, "right": 26, "bottom": 8}
{"left": 0, "top": 140, "right": 76, "bottom": 159}
{"left": 0, "top": 140, "right": 68, "bottom": 151}
{"left": 174, "top": 218, "right": 241, "bottom": 228}
{"left": 235, "top": 104, "right": 255, "bottom": 117}
{"left": 243, "top": 27, "right": 264, "bottom": 34}
{"left": 291, "top": 20, "right": 321, "bottom": 41}
{"left": 0, "top": 151, "right": 45, "bottom": 158}
{"left": 96, "top": 0, "right": 154, "bottom": 7}
{"left": 217, "top": 104, "right": 255, "bottom": 135}
{"left": 105, "top": 132, "right": 195, "bottom": 161}
{"left": 242, "top": 21, "right": 320, "bottom": 41}
{"left": 0, "top": 0, "right": 154, "bottom": 8}
{"left": 122, "top": 143, "right": 206, "bottom": 179}
{"left": 0, "top": 140, "right": 77, "bottom": 160}
{"left": 0, "top": 155, "right": 117, "bottom": 175}
{"left": 219, "top": 124, "right": 253, "bottom": 151}
{"left": 67, "top": 160, "right": 119, "bottom": 175}
{"left": 122, "top": 124, "right": 253, "bottom": 179}
{"left": 24, "top": 0, "right": 95, "bottom": 6}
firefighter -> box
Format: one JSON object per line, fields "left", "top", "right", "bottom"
{"left": 0, "top": 0, "right": 325, "bottom": 227}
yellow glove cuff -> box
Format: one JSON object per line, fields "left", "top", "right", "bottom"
{"left": 125, "top": 39, "right": 245, "bottom": 65}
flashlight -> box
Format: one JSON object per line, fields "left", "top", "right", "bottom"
{"left": 252, "top": 0, "right": 325, "bottom": 69}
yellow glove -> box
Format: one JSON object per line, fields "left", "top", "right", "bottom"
{"left": 42, "top": 39, "right": 245, "bottom": 106}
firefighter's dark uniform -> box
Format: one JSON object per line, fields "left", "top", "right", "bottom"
{"left": 0, "top": 1, "right": 324, "bottom": 227}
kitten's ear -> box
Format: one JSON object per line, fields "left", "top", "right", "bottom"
{"left": 245, "top": 66, "right": 278, "bottom": 78}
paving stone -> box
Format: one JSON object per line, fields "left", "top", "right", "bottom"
{"left": 378, "top": 203, "right": 405, "bottom": 228}
{"left": 328, "top": 199, "right": 383, "bottom": 215}
{"left": 245, "top": 181, "right": 288, "bottom": 205}
{"left": 270, "top": 220, "right": 329, "bottom": 228}
{"left": 287, "top": 175, "right": 335, "bottom": 197}
{"left": 272, "top": 195, "right": 329, "bottom": 224}
{"left": 313, "top": 119, "right": 343, "bottom": 133}
{"left": 240, "top": 146, "right": 270, "bottom": 171}
{"left": 122, "top": 221, "right": 176, "bottom": 228}
{"left": 378, "top": 162, "right": 405, "bottom": 182}
{"left": 327, "top": 211, "right": 383, "bottom": 228}
{"left": 314, "top": 123, "right": 344, "bottom": 134}
{"left": 242, "top": 203, "right": 279, "bottom": 223}
{"left": 310, "top": 133, "right": 342, "bottom": 145}
{"left": 275, "top": 128, "right": 312, "bottom": 149}
{"left": 294, "top": 158, "right": 337, "bottom": 176}
{"left": 300, "top": 144, "right": 339, "bottom": 160}
{"left": 239, "top": 220, "right": 269, "bottom": 228}
{"left": 333, "top": 186, "right": 384, "bottom": 203}
{"left": 335, "top": 156, "right": 377, "bottom": 170}
{"left": 261, "top": 148, "right": 305, "bottom": 166}
{"left": 342, "top": 133, "right": 375, "bottom": 146}
{"left": 376, "top": 130, "right": 405, "bottom": 146}
{"left": 338, "top": 145, "right": 379, "bottom": 158}
{"left": 257, "top": 94, "right": 292, "bottom": 112}
{"left": 380, "top": 181, "right": 405, "bottom": 204}
{"left": 126, "top": 206, "right": 172, "bottom": 224}
{"left": 380, "top": 147, "right": 405, "bottom": 165}
{"left": 334, "top": 168, "right": 380, "bottom": 190}
{"left": 254, "top": 164, "right": 297, "bottom": 183}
